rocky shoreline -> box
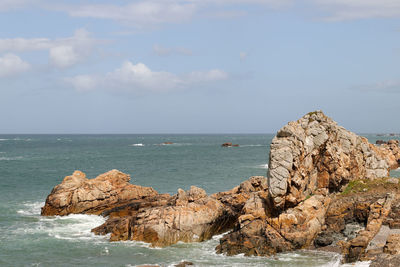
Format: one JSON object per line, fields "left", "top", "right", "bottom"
{"left": 41, "top": 111, "right": 400, "bottom": 265}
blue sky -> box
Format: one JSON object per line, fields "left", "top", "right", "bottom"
{"left": 1, "top": 0, "right": 400, "bottom": 133}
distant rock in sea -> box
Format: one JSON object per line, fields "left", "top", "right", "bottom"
{"left": 221, "top": 142, "right": 239, "bottom": 147}
{"left": 163, "top": 142, "right": 174, "bottom": 145}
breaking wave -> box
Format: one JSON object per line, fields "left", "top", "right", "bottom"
{"left": 15, "top": 201, "right": 107, "bottom": 242}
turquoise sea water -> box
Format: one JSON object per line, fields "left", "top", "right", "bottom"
{"left": 0, "top": 134, "right": 397, "bottom": 267}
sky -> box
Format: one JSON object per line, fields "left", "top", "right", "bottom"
{"left": 1, "top": 0, "right": 400, "bottom": 134}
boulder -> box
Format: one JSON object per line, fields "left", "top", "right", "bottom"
{"left": 267, "top": 111, "right": 399, "bottom": 212}
{"left": 41, "top": 170, "right": 158, "bottom": 216}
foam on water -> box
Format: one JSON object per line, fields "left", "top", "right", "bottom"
{"left": 15, "top": 201, "right": 107, "bottom": 242}
{"left": 256, "top": 163, "right": 268, "bottom": 169}
{"left": 12, "top": 202, "right": 370, "bottom": 266}
{"left": 131, "top": 143, "right": 144, "bottom": 147}
{"left": 0, "top": 156, "right": 23, "bottom": 161}
{"left": 17, "top": 201, "right": 44, "bottom": 216}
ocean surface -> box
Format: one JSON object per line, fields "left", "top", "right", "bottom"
{"left": 0, "top": 134, "right": 398, "bottom": 267}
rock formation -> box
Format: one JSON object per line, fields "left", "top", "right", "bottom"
{"left": 41, "top": 169, "right": 158, "bottom": 216}
{"left": 267, "top": 111, "right": 399, "bottom": 212}
{"left": 93, "top": 186, "right": 236, "bottom": 246}
{"left": 41, "top": 111, "right": 400, "bottom": 265}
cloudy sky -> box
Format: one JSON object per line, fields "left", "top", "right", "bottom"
{"left": 1, "top": 0, "right": 400, "bottom": 133}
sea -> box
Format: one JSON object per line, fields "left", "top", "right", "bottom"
{"left": 0, "top": 134, "right": 399, "bottom": 267}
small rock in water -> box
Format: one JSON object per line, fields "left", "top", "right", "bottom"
{"left": 163, "top": 142, "right": 174, "bottom": 145}
{"left": 221, "top": 142, "right": 239, "bottom": 147}
{"left": 175, "top": 261, "right": 194, "bottom": 267}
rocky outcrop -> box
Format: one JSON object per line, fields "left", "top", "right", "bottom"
{"left": 41, "top": 170, "right": 158, "bottom": 216}
{"left": 382, "top": 140, "right": 400, "bottom": 168}
{"left": 212, "top": 176, "right": 268, "bottom": 214}
{"left": 41, "top": 111, "right": 400, "bottom": 264}
{"left": 267, "top": 111, "right": 399, "bottom": 212}
{"left": 217, "top": 194, "right": 330, "bottom": 256}
{"left": 92, "top": 186, "right": 236, "bottom": 247}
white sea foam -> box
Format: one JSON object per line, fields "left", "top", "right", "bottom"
{"left": 130, "top": 143, "right": 144, "bottom": 147}
{"left": 42, "top": 214, "right": 106, "bottom": 241}
{"left": 257, "top": 163, "right": 268, "bottom": 169}
{"left": 155, "top": 143, "right": 192, "bottom": 146}
{"left": 16, "top": 201, "right": 107, "bottom": 242}
{"left": 0, "top": 138, "right": 9, "bottom": 141}
{"left": 0, "top": 156, "right": 23, "bottom": 161}
{"left": 17, "top": 201, "right": 44, "bottom": 215}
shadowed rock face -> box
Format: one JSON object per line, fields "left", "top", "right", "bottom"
{"left": 267, "top": 111, "right": 399, "bottom": 212}
{"left": 41, "top": 169, "right": 158, "bottom": 216}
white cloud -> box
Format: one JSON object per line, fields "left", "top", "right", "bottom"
{"left": 0, "top": 0, "right": 39, "bottom": 11}
{"left": 64, "top": 75, "right": 98, "bottom": 91}
{"left": 2, "top": 0, "right": 399, "bottom": 24}
{"left": 66, "top": 61, "right": 228, "bottom": 92}
{"left": 153, "top": 44, "right": 192, "bottom": 56}
{"left": 0, "top": 38, "right": 52, "bottom": 52}
{"left": 50, "top": 0, "right": 293, "bottom": 28}
{"left": 310, "top": 0, "right": 400, "bottom": 21}
{"left": 107, "top": 61, "right": 183, "bottom": 92}
{"left": 65, "top": 1, "right": 197, "bottom": 28}
{"left": 49, "top": 46, "right": 79, "bottom": 68}
{"left": 0, "top": 28, "right": 100, "bottom": 68}
{"left": 0, "top": 53, "right": 30, "bottom": 77}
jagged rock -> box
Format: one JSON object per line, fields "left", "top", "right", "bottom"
{"left": 217, "top": 195, "right": 330, "bottom": 256}
{"left": 377, "top": 140, "right": 388, "bottom": 145}
{"left": 92, "top": 186, "right": 236, "bottom": 247}
{"left": 382, "top": 140, "right": 400, "bottom": 169}
{"left": 384, "top": 234, "right": 400, "bottom": 255}
{"left": 41, "top": 170, "right": 158, "bottom": 216}
{"left": 267, "top": 111, "right": 399, "bottom": 212}
{"left": 370, "top": 254, "right": 400, "bottom": 267}
{"left": 345, "top": 194, "right": 394, "bottom": 262}
{"left": 212, "top": 176, "right": 268, "bottom": 214}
